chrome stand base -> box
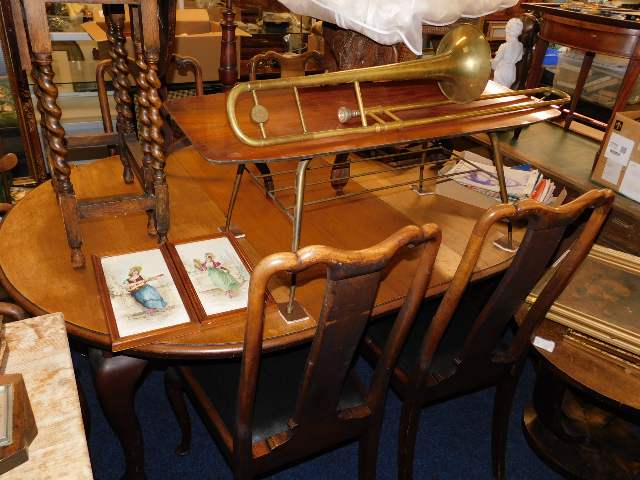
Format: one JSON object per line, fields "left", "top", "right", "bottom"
{"left": 217, "top": 225, "right": 246, "bottom": 238}
{"left": 493, "top": 233, "right": 520, "bottom": 252}
{"left": 277, "top": 301, "right": 309, "bottom": 323}
{"left": 411, "top": 184, "right": 436, "bottom": 196}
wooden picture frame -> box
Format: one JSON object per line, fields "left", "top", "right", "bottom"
{"left": 94, "top": 233, "right": 272, "bottom": 351}
{"left": 166, "top": 232, "right": 266, "bottom": 325}
{"left": 93, "top": 246, "right": 200, "bottom": 352}
{"left": 527, "top": 245, "right": 640, "bottom": 356}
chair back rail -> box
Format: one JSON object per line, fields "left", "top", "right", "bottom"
{"left": 412, "top": 189, "right": 614, "bottom": 395}
{"left": 248, "top": 50, "right": 324, "bottom": 81}
{"left": 235, "top": 223, "right": 441, "bottom": 474}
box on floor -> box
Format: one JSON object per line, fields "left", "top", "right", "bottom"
{"left": 592, "top": 111, "right": 640, "bottom": 204}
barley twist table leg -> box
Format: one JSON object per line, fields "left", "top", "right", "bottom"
{"left": 33, "top": 53, "right": 84, "bottom": 268}
{"left": 30, "top": 64, "right": 57, "bottom": 193}
{"left": 131, "top": 5, "right": 157, "bottom": 237}
{"left": 105, "top": 5, "right": 135, "bottom": 184}
{"left": 145, "top": 60, "right": 168, "bottom": 244}
{"left": 140, "top": 0, "right": 169, "bottom": 244}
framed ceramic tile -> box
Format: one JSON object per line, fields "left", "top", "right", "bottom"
{"left": 166, "top": 233, "right": 259, "bottom": 324}
{"left": 93, "top": 247, "right": 199, "bottom": 352}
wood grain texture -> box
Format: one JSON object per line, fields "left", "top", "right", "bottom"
{"left": 3, "top": 313, "right": 92, "bottom": 479}
{"left": 164, "top": 80, "right": 561, "bottom": 164}
{"left": 533, "top": 320, "right": 640, "bottom": 410}
{"left": 0, "top": 148, "right": 518, "bottom": 358}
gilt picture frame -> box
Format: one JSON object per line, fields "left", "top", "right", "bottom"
{"left": 93, "top": 247, "right": 199, "bottom": 352}
{"left": 527, "top": 245, "right": 640, "bottom": 356}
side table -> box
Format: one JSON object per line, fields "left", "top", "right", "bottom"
{"left": 524, "top": 320, "right": 640, "bottom": 479}
{"left": 524, "top": 2, "right": 640, "bottom": 158}
{"left": 3, "top": 313, "right": 92, "bottom": 479}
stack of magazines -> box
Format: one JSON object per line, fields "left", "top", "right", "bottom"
{"left": 446, "top": 151, "right": 558, "bottom": 204}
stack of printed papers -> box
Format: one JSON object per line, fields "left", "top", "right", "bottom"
{"left": 446, "top": 151, "right": 557, "bottom": 204}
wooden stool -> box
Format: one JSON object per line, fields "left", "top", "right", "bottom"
{"left": 12, "top": 0, "right": 173, "bottom": 268}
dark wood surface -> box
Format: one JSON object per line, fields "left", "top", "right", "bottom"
{"left": 533, "top": 321, "right": 640, "bottom": 409}
{"left": 164, "top": 80, "right": 561, "bottom": 164}
{"left": 524, "top": 320, "right": 640, "bottom": 479}
{"left": 0, "top": 149, "right": 521, "bottom": 358}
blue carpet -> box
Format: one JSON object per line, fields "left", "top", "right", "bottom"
{"left": 72, "top": 352, "right": 560, "bottom": 479}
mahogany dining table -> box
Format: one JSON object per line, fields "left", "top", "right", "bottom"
{"left": 0, "top": 80, "right": 560, "bottom": 479}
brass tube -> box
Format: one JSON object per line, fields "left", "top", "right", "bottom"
{"left": 354, "top": 81, "right": 368, "bottom": 127}
{"left": 228, "top": 87, "right": 570, "bottom": 148}
{"left": 293, "top": 86, "right": 307, "bottom": 134}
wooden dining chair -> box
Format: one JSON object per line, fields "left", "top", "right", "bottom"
{"left": 165, "top": 223, "right": 442, "bottom": 479}
{"left": 248, "top": 50, "right": 324, "bottom": 81}
{"left": 361, "top": 188, "right": 615, "bottom": 480}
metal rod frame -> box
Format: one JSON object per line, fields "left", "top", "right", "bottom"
{"left": 221, "top": 164, "right": 245, "bottom": 233}
{"left": 245, "top": 146, "right": 513, "bottom": 218}
{"left": 287, "top": 158, "right": 311, "bottom": 314}
{"left": 489, "top": 132, "right": 513, "bottom": 249}
{"left": 232, "top": 138, "right": 517, "bottom": 316}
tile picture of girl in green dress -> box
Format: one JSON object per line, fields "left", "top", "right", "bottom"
{"left": 174, "top": 237, "right": 250, "bottom": 316}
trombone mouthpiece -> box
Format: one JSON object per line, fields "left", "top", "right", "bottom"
{"left": 337, "top": 106, "right": 359, "bottom": 124}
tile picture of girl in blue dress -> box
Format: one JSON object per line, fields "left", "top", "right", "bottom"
{"left": 100, "top": 248, "right": 191, "bottom": 338}
{"left": 175, "top": 237, "right": 250, "bottom": 316}
{"left": 125, "top": 266, "right": 167, "bottom": 311}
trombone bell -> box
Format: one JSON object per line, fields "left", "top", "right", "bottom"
{"left": 433, "top": 23, "right": 492, "bottom": 104}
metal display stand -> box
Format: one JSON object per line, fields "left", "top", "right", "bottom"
{"left": 220, "top": 133, "right": 516, "bottom": 319}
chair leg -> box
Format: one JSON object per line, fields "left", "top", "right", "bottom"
{"left": 358, "top": 417, "right": 383, "bottom": 480}
{"left": 164, "top": 367, "right": 192, "bottom": 456}
{"left": 491, "top": 364, "right": 524, "bottom": 480}
{"left": 398, "top": 401, "right": 422, "bottom": 480}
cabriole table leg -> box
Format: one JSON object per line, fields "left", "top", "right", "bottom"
{"left": 89, "top": 349, "right": 149, "bottom": 480}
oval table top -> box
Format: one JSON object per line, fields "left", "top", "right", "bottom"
{"left": 0, "top": 146, "right": 518, "bottom": 359}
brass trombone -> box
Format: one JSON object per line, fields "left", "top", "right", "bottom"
{"left": 226, "top": 24, "right": 570, "bottom": 147}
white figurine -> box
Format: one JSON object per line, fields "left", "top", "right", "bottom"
{"left": 491, "top": 18, "right": 524, "bottom": 88}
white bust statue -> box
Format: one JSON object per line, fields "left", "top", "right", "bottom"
{"left": 491, "top": 18, "right": 524, "bottom": 88}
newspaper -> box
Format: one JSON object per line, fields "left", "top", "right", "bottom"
{"left": 446, "top": 151, "right": 557, "bottom": 204}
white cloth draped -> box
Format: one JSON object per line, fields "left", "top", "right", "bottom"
{"left": 279, "top": 0, "right": 518, "bottom": 55}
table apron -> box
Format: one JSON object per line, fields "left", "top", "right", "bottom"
{"left": 541, "top": 16, "right": 640, "bottom": 59}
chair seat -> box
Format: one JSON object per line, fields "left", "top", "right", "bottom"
{"left": 187, "top": 344, "right": 365, "bottom": 443}
{"left": 366, "top": 275, "right": 503, "bottom": 383}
